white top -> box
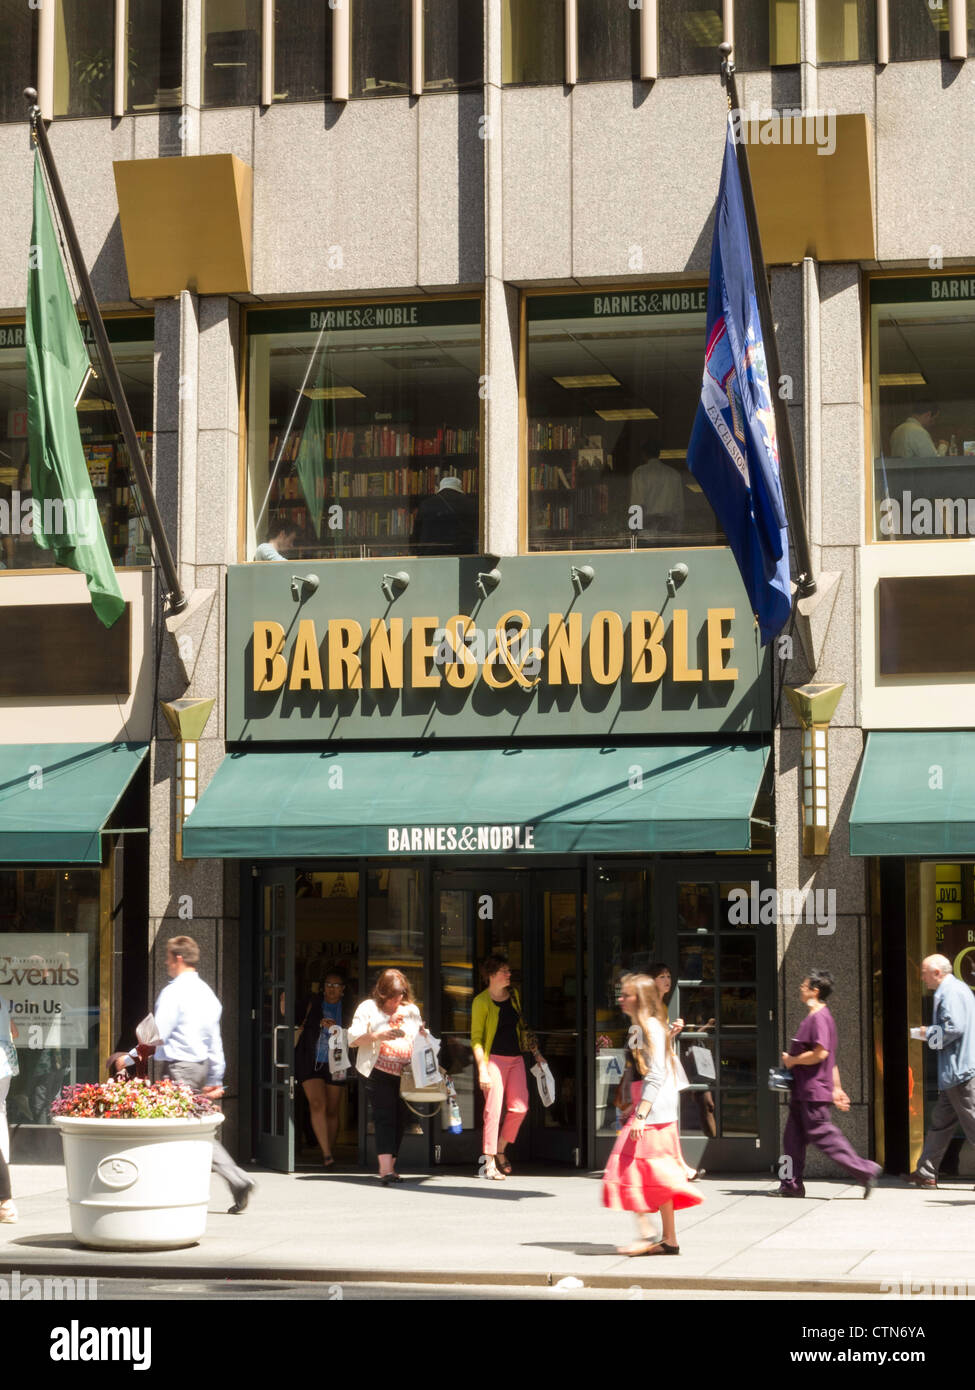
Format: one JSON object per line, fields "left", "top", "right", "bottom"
{"left": 634, "top": 1016, "right": 680, "bottom": 1125}
{"left": 889, "top": 416, "right": 942, "bottom": 458}
{"left": 630, "top": 459, "right": 685, "bottom": 537}
{"left": 152, "top": 970, "right": 226, "bottom": 1087}
{"left": 254, "top": 542, "right": 286, "bottom": 562}
{"left": 348, "top": 999, "right": 422, "bottom": 1078}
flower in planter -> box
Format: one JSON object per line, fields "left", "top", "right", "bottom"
{"left": 51, "top": 1077, "right": 216, "bottom": 1121}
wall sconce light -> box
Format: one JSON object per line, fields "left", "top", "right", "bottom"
{"left": 159, "top": 698, "right": 215, "bottom": 862}
{"left": 666, "top": 562, "right": 689, "bottom": 597}
{"left": 290, "top": 572, "right": 320, "bottom": 602}
{"left": 476, "top": 568, "right": 502, "bottom": 599}
{"left": 381, "top": 571, "right": 411, "bottom": 602}
{"left": 784, "top": 682, "right": 846, "bottom": 856}
{"left": 570, "top": 564, "right": 595, "bottom": 594}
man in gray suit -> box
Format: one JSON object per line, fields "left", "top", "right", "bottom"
{"left": 906, "top": 955, "right": 975, "bottom": 1188}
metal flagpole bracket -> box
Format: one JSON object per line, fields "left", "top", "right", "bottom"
{"left": 24, "top": 87, "right": 189, "bottom": 618}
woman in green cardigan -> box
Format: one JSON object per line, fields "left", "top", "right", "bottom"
{"left": 471, "top": 954, "right": 544, "bottom": 1180}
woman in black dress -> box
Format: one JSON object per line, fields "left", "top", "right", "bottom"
{"left": 295, "top": 968, "right": 350, "bottom": 1167}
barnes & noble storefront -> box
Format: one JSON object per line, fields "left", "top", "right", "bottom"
{"left": 185, "top": 550, "right": 779, "bottom": 1172}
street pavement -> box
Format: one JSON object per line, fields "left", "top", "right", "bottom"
{"left": 3, "top": 1162, "right": 975, "bottom": 1294}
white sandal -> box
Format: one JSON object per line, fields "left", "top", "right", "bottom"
{"left": 482, "top": 1158, "right": 506, "bottom": 1181}
{"left": 0, "top": 1201, "right": 18, "bottom": 1224}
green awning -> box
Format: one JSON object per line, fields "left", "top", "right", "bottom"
{"left": 850, "top": 731, "right": 975, "bottom": 856}
{"left": 183, "top": 741, "right": 770, "bottom": 859}
{"left": 0, "top": 743, "right": 148, "bottom": 864}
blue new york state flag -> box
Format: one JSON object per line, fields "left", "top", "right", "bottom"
{"left": 687, "top": 119, "right": 792, "bottom": 645}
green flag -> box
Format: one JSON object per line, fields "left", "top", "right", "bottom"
{"left": 25, "top": 151, "right": 125, "bottom": 629}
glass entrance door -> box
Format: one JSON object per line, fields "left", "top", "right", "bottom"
{"left": 256, "top": 868, "right": 295, "bottom": 1170}
{"left": 434, "top": 868, "right": 585, "bottom": 1167}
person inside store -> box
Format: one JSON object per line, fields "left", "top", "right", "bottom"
{"left": 602, "top": 973, "right": 703, "bottom": 1255}
{"left": 410, "top": 475, "right": 476, "bottom": 556}
{"left": 254, "top": 518, "right": 297, "bottom": 562}
{"left": 294, "top": 967, "right": 351, "bottom": 1169}
{"left": 471, "top": 954, "right": 545, "bottom": 1181}
{"left": 889, "top": 400, "right": 948, "bottom": 458}
{"left": 629, "top": 441, "right": 685, "bottom": 545}
{"left": 348, "top": 968, "right": 426, "bottom": 1184}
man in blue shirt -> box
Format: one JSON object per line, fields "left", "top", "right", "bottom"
{"left": 907, "top": 955, "right": 975, "bottom": 1188}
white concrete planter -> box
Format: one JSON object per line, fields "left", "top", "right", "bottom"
{"left": 54, "top": 1114, "right": 225, "bottom": 1251}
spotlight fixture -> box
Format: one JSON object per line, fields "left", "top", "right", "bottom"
{"left": 666, "top": 563, "right": 689, "bottom": 597}
{"left": 290, "top": 573, "right": 321, "bottom": 602}
{"left": 381, "top": 571, "right": 411, "bottom": 602}
{"left": 570, "top": 564, "right": 595, "bottom": 594}
{"left": 476, "top": 568, "right": 502, "bottom": 599}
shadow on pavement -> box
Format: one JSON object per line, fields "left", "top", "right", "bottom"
{"left": 295, "top": 1174, "right": 555, "bottom": 1199}
{"left": 522, "top": 1240, "right": 621, "bottom": 1257}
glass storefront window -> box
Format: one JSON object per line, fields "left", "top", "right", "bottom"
{"left": 274, "top": 0, "right": 332, "bottom": 101}
{"left": 126, "top": 0, "right": 184, "bottom": 110}
{"left": 351, "top": 0, "right": 411, "bottom": 97}
{"left": 526, "top": 290, "right": 722, "bottom": 551}
{"left": 593, "top": 864, "right": 651, "bottom": 1137}
{"left": 502, "top": 0, "right": 564, "bottom": 84}
{"left": 0, "top": 318, "right": 155, "bottom": 572}
{"left": 870, "top": 278, "right": 975, "bottom": 541}
{"left": 368, "top": 867, "right": 424, "bottom": 1010}
{"left": 0, "top": 1, "right": 38, "bottom": 123}
{"left": 54, "top": 0, "right": 115, "bottom": 117}
{"left": 424, "top": 0, "right": 482, "bottom": 90}
{"left": 0, "top": 869, "right": 102, "bottom": 1130}
{"left": 817, "top": 0, "right": 875, "bottom": 64}
{"left": 245, "top": 301, "right": 481, "bottom": 561}
{"left": 202, "top": 0, "right": 261, "bottom": 107}
{"left": 577, "top": 0, "right": 640, "bottom": 82}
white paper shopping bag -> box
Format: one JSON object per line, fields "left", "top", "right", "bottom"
{"left": 531, "top": 1060, "right": 556, "bottom": 1107}
{"left": 410, "top": 1031, "right": 441, "bottom": 1090}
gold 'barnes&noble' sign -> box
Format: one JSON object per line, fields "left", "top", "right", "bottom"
{"left": 253, "top": 607, "right": 739, "bottom": 693}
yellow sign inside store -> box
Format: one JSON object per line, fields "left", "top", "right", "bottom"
{"left": 253, "top": 607, "right": 740, "bottom": 694}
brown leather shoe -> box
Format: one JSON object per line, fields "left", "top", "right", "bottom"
{"left": 905, "top": 1170, "right": 937, "bottom": 1189}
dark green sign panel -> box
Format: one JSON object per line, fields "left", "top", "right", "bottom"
{"left": 528, "top": 288, "right": 707, "bottom": 321}
{"left": 227, "top": 551, "right": 770, "bottom": 742}
{"left": 246, "top": 298, "right": 481, "bottom": 337}
{"left": 871, "top": 275, "right": 975, "bottom": 306}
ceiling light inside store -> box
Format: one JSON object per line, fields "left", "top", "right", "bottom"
{"left": 553, "top": 374, "right": 621, "bottom": 389}
{"left": 683, "top": 12, "right": 724, "bottom": 45}
{"left": 878, "top": 373, "right": 927, "bottom": 387}
{"left": 303, "top": 386, "right": 366, "bottom": 399}
{"left": 76, "top": 397, "right": 115, "bottom": 412}
{"left": 595, "top": 407, "right": 658, "bottom": 421}
{"left": 660, "top": 449, "right": 687, "bottom": 459}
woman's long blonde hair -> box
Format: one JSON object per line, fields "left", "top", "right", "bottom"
{"left": 621, "top": 972, "right": 675, "bottom": 1079}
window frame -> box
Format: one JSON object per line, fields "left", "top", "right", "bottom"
{"left": 40, "top": 0, "right": 184, "bottom": 119}
{"left": 237, "top": 292, "right": 486, "bottom": 565}
{"left": 519, "top": 282, "right": 724, "bottom": 557}
{"left": 865, "top": 269, "right": 975, "bottom": 545}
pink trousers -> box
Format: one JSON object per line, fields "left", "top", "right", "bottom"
{"left": 482, "top": 1055, "right": 529, "bottom": 1154}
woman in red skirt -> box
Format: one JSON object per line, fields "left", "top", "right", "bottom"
{"left": 602, "top": 973, "right": 703, "bottom": 1256}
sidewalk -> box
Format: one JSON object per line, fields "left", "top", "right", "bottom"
{"left": 2, "top": 1163, "right": 974, "bottom": 1292}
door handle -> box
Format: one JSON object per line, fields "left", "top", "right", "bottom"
{"left": 272, "top": 1024, "right": 290, "bottom": 1071}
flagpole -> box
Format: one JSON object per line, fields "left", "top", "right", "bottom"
{"left": 25, "top": 89, "right": 188, "bottom": 616}
{"left": 717, "top": 46, "right": 816, "bottom": 600}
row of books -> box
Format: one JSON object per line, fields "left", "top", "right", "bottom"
{"left": 272, "top": 466, "right": 476, "bottom": 501}
{"left": 530, "top": 485, "right": 610, "bottom": 531}
{"left": 267, "top": 424, "right": 479, "bottom": 462}
{"left": 527, "top": 421, "right": 582, "bottom": 451}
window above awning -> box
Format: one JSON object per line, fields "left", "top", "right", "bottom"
{"left": 0, "top": 743, "right": 148, "bottom": 865}
{"left": 182, "top": 741, "right": 770, "bottom": 860}
{"left": 850, "top": 731, "right": 975, "bottom": 857}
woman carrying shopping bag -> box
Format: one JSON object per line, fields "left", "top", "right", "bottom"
{"left": 348, "top": 969, "right": 425, "bottom": 1185}
{"left": 294, "top": 968, "right": 351, "bottom": 1169}
{"left": 602, "top": 973, "right": 703, "bottom": 1256}
{"left": 471, "top": 954, "right": 545, "bottom": 1181}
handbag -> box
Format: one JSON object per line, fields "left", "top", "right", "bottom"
{"left": 768, "top": 1066, "right": 794, "bottom": 1091}
{"left": 686, "top": 1044, "right": 716, "bottom": 1082}
{"left": 400, "top": 1065, "right": 449, "bottom": 1116}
